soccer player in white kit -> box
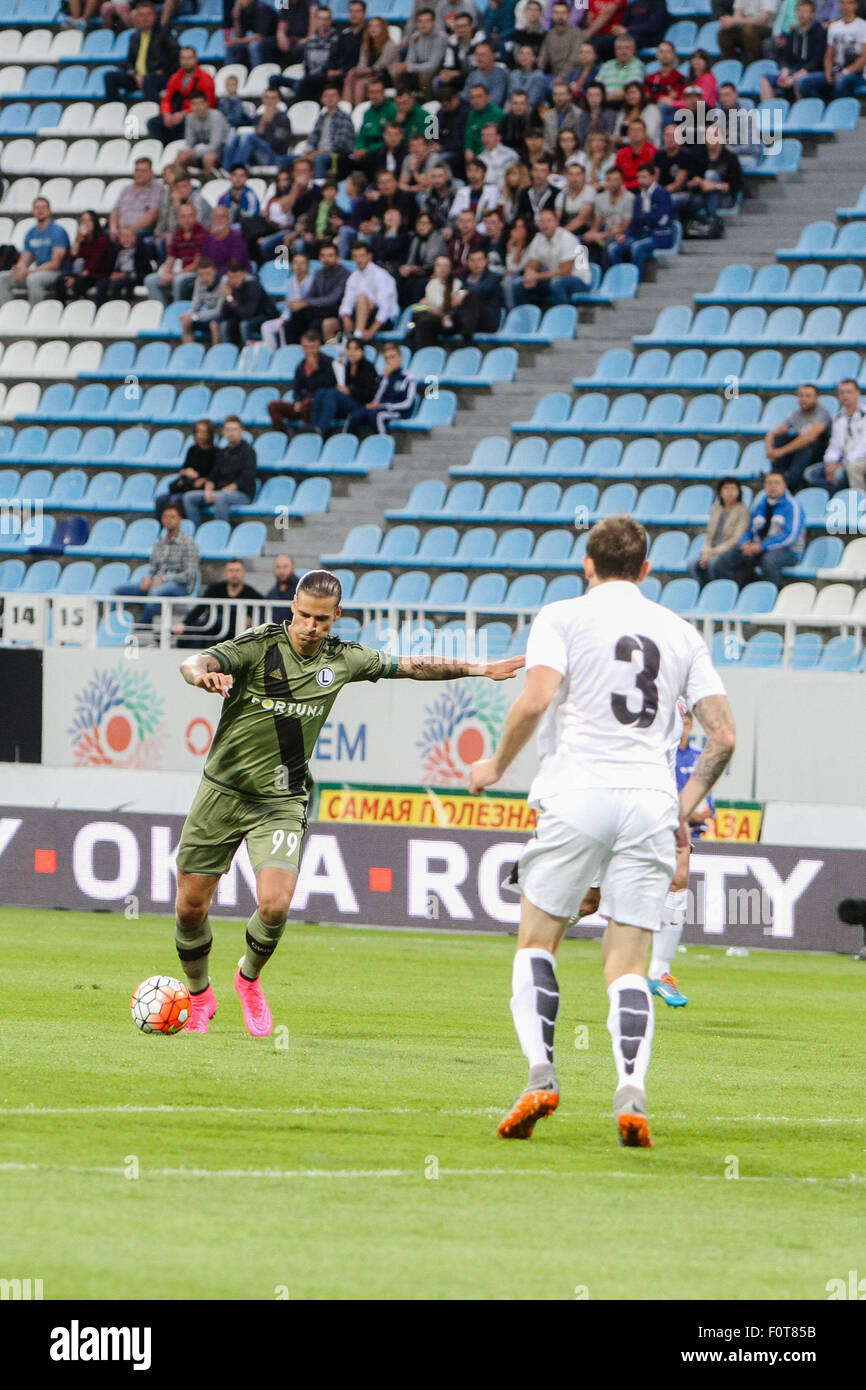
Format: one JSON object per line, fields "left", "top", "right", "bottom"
{"left": 469, "top": 516, "right": 736, "bottom": 1147}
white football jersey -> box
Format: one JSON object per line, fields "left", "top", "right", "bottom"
{"left": 527, "top": 581, "right": 725, "bottom": 800}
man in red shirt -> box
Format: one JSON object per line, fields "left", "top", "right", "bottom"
{"left": 146, "top": 45, "right": 216, "bottom": 146}
{"left": 614, "top": 118, "right": 658, "bottom": 190}
{"left": 144, "top": 202, "right": 207, "bottom": 305}
{"left": 645, "top": 39, "right": 686, "bottom": 108}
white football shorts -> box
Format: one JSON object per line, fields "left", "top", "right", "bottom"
{"left": 517, "top": 788, "right": 679, "bottom": 931}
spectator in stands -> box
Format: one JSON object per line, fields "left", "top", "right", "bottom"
{"left": 507, "top": 46, "right": 549, "bottom": 110}
{"left": 180, "top": 260, "right": 223, "bottom": 345}
{"left": 439, "top": 12, "right": 487, "bottom": 90}
{"left": 502, "top": 215, "right": 534, "bottom": 304}
{"left": 56, "top": 211, "right": 114, "bottom": 303}
{"left": 274, "top": 0, "right": 314, "bottom": 66}
{"left": 475, "top": 122, "right": 519, "bottom": 187}
{"left": 156, "top": 419, "right": 218, "bottom": 514}
{"left": 798, "top": 0, "right": 866, "bottom": 97}
{"left": 98, "top": 224, "right": 151, "bottom": 303}
{"left": 575, "top": 82, "right": 618, "bottom": 145}
{"left": 449, "top": 159, "right": 501, "bottom": 221}
{"left": 718, "top": 0, "right": 781, "bottom": 63}
{"left": 393, "top": 9, "right": 449, "bottom": 101}
{"left": 153, "top": 172, "right": 212, "bottom": 256}
{"left": 145, "top": 202, "right": 206, "bottom": 304}
{"left": 368, "top": 168, "right": 419, "bottom": 227}
{"left": 114, "top": 503, "right": 199, "bottom": 624}
{"left": 606, "top": 159, "right": 674, "bottom": 277}
{"left": 310, "top": 335, "right": 380, "bottom": 434}
{"left": 176, "top": 93, "right": 229, "bottom": 182}
{"left": 542, "top": 79, "right": 580, "bottom": 150}
{"left": 146, "top": 45, "right": 217, "bottom": 146}
{"left": 63, "top": 0, "right": 100, "bottom": 30}
{"left": 183, "top": 415, "right": 258, "bottom": 525}
{"left": 269, "top": 159, "right": 323, "bottom": 250}
{"left": 346, "top": 343, "right": 417, "bottom": 435}
{"left": 202, "top": 205, "right": 252, "bottom": 278}
{"left": 569, "top": 41, "right": 601, "bottom": 103}
{"left": 393, "top": 88, "right": 430, "bottom": 145}
{"left": 398, "top": 210, "right": 448, "bottom": 307}
{"left": 551, "top": 127, "right": 582, "bottom": 179}
{"left": 343, "top": 15, "right": 400, "bottom": 105}
{"left": 219, "top": 259, "right": 275, "bottom": 344}
{"left": 109, "top": 156, "right": 162, "bottom": 241}
{"left": 328, "top": 0, "right": 369, "bottom": 83}
{"left": 420, "top": 161, "right": 460, "bottom": 225}
{"left": 254, "top": 168, "right": 296, "bottom": 260}
{"left": 452, "top": 245, "right": 504, "bottom": 340}
{"left": 302, "top": 83, "right": 358, "bottom": 179}
{"left": 556, "top": 162, "right": 597, "bottom": 238}
{"left": 485, "top": 0, "right": 517, "bottom": 50}
{"left": 645, "top": 38, "right": 686, "bottom": 110}
{"left": 715, "top": 470, "right": 806, "bottom": 588}
{"left": 173, "top": 560, "right": 262, "bottom": 648}
{"left": 512, "top": 0, "right": 546, "bottom": 57}
{"left": 596, "top": 34, "right": 646, "bottom": 103}
{"left": 408, "top": 253, "right": 463, "bottom": 347}
{"left": 687, "top": 477, "right": 752, "bottom": 587}
{"left": 463, "top": 41, "right": 510, "bottom": 108}
{"left": 268, "top": 329, "right": 338, "bottom": 431}
{"left": 366, "top": 121, "right": 408, "bottom": 181}
{"left": 0, "top": 198, "right": 69, "bottom": 306}
{"left": 716, "top": 83, "right": 763, "bottom": 168}
{"left": 582, "top": 0, "right": 627, "bottom": 62}
{"left": 614, "top": 118, "right": 658, "bottom": 191}
{"left": 369, "top": 208, "right": 413, "bottom": 279}
{"left": 340, "top": 241, "right": 400, "bottom": 338}
{"left": 224, "top": 90, "right": 293, "bottom": 173}
{"left": 513, "top": 204, "right": 591, "bottom": 307}
{"left": 103, "top": 2, "right": 178, "bottom": 104}
{"left": 583, "top": 163, "right": 632, "bottom": 263}
{"left": 431, "top": 82, "right": 471, "bottom": 178}
{"left": 294, "top": 242, "right": 351, "bottom": 341}
{"left": 219, "top": 74, "right": 253, "bottom": 130}
{"left": 760, "top": 0, "right": 827, "bottom": 100}
{"left": 623, "top": 0, "right": 669, "bottom": 53}
{"left": 538, "top": 1, "right": 584, "bottom": 76}
{"left": 613, "top": 81, "right": 661, "bottom": 147}
{"left": 349, "top": 76, "right": 398, "bottom": 175}
{"left": 227, "top": 0, "right": 280, "bottom": 67}
{"left": 464, "top": 82, "right": 505, "bottom": 155}
{"left": 517, "top": 157, "right": 560, "bottom": 226}
{"left": 684, "top": 126, "right": 742, "bottom": 221}
{"left": 803, "top": 379, "right": 866, "bottom": 494}
{"left": 266, "top": 555, "right": 299, "bottom": 621}
{"left": 297, "top": 5, "right": 341, "bottom": 102}
{"left": 579, "top": 129, "right": 617, "bottom": 189}
{"left": 448, "top": 208, "right": 485, "bottom": 272}
{"left": 219, "top": 166, "right": 261, "bottom": 228}
{"left": 401, "top": 131, "right": 446, "bottom": 193}
{"left": 764, "top": 383, "right": 833, "bottom": 492}
{"left": 261, "top": 252, "right": 315, "bottom": 348}
{"left": 680, "top": 49, "right": 718, "bottom": 108}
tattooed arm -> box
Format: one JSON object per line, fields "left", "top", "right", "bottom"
{"left": 467, "top": 665, "right": 562, "bottom": 794}
{"left": 680, "top": 693, "right": 736, "bottom": 824}
{"left": 392, "top": 655, "right": 525, "bottom": 681}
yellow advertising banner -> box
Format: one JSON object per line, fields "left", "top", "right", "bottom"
{"left": 318, "top": 787, "right": 537, "bottom": 833}
{"left": 701, "top": 804, "right": 763, "bottom": 843}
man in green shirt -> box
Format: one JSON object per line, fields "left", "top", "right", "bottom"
{"left": 176, "top": 568, "right": 523, "bottom": 1035}
{"left": 350, "top": 76, "right": 397, "bottom": 175}
{"left": 464, "top": 84, "right": 504, "bottom": 156}
{"left": 596, "top": 35, "right": 647, "bottom": 103}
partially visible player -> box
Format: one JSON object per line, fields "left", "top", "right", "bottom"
{"left": 649, "top": 705, "right": 715, "bottom": 1008}
{"left": 175, "top": 569, "right": 523, "bottom": 1036}
{"left": 469, "top": 516, "right": 736, "bottom": 1147}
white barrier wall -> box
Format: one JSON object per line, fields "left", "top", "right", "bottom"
{"left": 34, "top": 648, "right": 866, "bottom": 808}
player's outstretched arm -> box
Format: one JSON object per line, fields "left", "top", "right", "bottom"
{"left": 680, "top": 693, "right": 736, "bottom": 824}
{"left": 468, "top": 665, "right": 562, "bottom": 794}
{"left": 392, "top": 655, "right": 525, "bottom": 681}
{"left": 180, "top": 653, "right": 234, "bottom": 698}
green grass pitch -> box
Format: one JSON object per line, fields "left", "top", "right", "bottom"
{"left": 1, "top": 906, "right": 864, "bottom": 1301}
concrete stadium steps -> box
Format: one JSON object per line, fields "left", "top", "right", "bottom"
{"left": 256, "top": 117, "right": 866, "bottom": 584}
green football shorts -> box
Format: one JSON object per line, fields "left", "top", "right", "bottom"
{"left": 177, "top": 778, "right": 309, "bottom": 878}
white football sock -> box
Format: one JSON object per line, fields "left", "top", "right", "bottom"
{"left": 607, "top": 973, "right": 654, "bottom": 1091}
{"left": 650, "top": 889, "right": 688, "bottom": 979}
{"left": 510, "top": 948, "right": 559, "bottom": 1069}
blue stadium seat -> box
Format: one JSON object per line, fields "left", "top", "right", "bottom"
{"left": 638, "top": 575, "right": 662, "bottom": 602}
{"left": 489, "top": 528, "right": 534, "bottom": 565}
{"left": 695, "top": 579, "right": 739, "bottom": 615}
{"left": 532, "top": 530, "right": 573, "bottom": 565}
{"left": 226, "top": 521, "right": 267, "bottom": 558}
{"left": 504, "top": 574, "right": 545, "bottom": 609}
{"left": 734, "top": 581, "right": 777, "bottom": 616}
{"left": 573, "top": 348, "right": 634, "bottom": 388}
{"left": 47, "top": 469, "right": 87, "bottom": 506}
{"left": 466, "top": 573, "right": 507, "bottom": 607}
{"left": 478, "top": 621, "right": 512, "bottom": 657}
{"left": 778, "top": 221, "right": 836, "bottom": 259}
{"left": 595, "top": 482, "right": 637, "bottom": 516}
{"left": 0, "top": 558, "right": 26, "bottom": 590}
{"left": 818, "top": 97, "right": 860, "bottom": 132}
{"left": 19, "top": 559, "right": 61, "bottom": 593}
{"left": 647, "top": 532, "right": 689, "bottom": 573}
{"left": 672, "top": 484, "right": 714, "bottom": 525}
{"left": 415, "top": 527, "right": 458, "bottom": 564}
{"left": 478, "top": 481, "right": 523, "bottom": 520}
{"left": 428, "top": 571, "right": 467, "bottom": 605}
{"left": 634, "top": 483, "right": 676, "bottom": 523}
{"left": 118, "top": 474, "right": 157, "bottom": 510}
{"left": 57, "top": 560, "right": 96, "bottom": 594}
{"left": 520, "top": 481, "right": 561, "bottom": 520}
{"left": 357, "top": 435, "right": 395, "bottom": 471}
{"left": 90, "top": 561, "right": 130, "bottom": 594}
{"left": 596, "top": 263, "right": 639, "bottom": 301}
{"left": 797, "top": 487, "right": 830, "bottom": 526}
{"left": 386, "top": 480, "right": 446, "bottom": 519}
{"left": 513, "top": 395, "right": 570, "bottom": 434}
{"left": 569, "top": 393, "right": 609, "bottom": 429}
{"left": 331, "top": 618, "right": 361, "bottom": 642}
{"left": 819, "top": 636, "right": 860, "bottom": 671}
{"left": 741, "top": 632, "right": 783, "bottom": 667}
{"left": 784, "top": 536, "right": 843, "bottom": 576}
{"left": 791, "top": 633, "right": 823, "bottom": 670}
{"left": 660, "top": 577, "right": 699, "bottom": 613}
{"left": 68, "top": 516, "right": 124, "bottom": 556}
{"left": 287, "top": 477, "right": 331, "bottom": 515}
{"left": 18, "top": 469, "right": 53, "bottom": 502}
{"left": 96, "top": 608, "right": 134, "bottom": 647}
{"left": 544, "top": 575, "right": 583, "bottom": 603}
{"left": 352, "top": 571, "right": 393, "bottom": 603}
{"left": 390, "top": 571, "right": 430, "bottom": 603}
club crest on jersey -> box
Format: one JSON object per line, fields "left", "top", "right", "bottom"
{"left": 316, "top": 667, "right": 335, "bottom": 687}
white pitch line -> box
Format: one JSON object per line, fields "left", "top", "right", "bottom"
{"left": 0, "top": 1162, "right": 861, "bottom": 1184}
{"left": 0, "top": 1105, "right": 861, "bottom": 1124}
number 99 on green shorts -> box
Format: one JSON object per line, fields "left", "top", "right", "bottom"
{"left": 177, "top": 779, "right": 309, "bottom": 878}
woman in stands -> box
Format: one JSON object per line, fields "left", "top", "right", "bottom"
{"left": 408, "top": 254, "right": 463, "bottom": 350}
{"left": 500, "top": 162, "right": 531, "bottom": 226}
{"left": 680, "top": 49, "right": 718, "bottom": 109}
{"left": 687, "top": 477, "right": 752, "bottom": 589}
{"left": 56, "top": 211, "right": 114, "bottom": 303}
{"left": 614, "top": 81, "right": 661, "bottom": 149}
{"left": 342, "top": 16, "right": 400, "bottom": 107}
{"left": 309, "top": 335, "right": 380, "bottom": 436}
{"left": 502, "top": 217, "right": 534, "bottom": 309}
{"left": 254, "top": 168, "right": 296, "bottom": 263}
{"left": 578, "top": 130, "right": 617, "bottom": 190}
{"left": 575, "top": 81, "right": 617, "bottom": 146}
{"left": 550, "top": 128, "right": 582, "bottom": 184}
{"left": 155, "top": 419, "right": 218, "bottom": 519}
{"left": 569, "top": 40, "right": 601, "bottom": 102}
{"left": 399, "top": 210, "right": 448, "bottom": 308}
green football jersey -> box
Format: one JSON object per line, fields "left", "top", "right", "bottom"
{"left": 199, "top": 623, "right": 399, "bottom": 803}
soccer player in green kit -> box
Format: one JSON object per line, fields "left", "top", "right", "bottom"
{"left": 176, "top": 569, "right": 524, "bottom": 1034}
